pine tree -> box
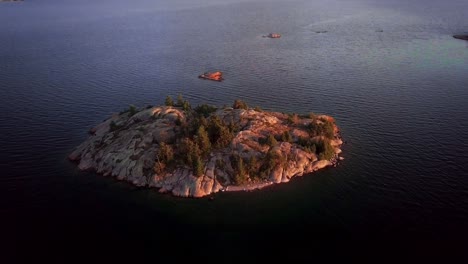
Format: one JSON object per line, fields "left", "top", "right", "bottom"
{"left": 281, "top": 131, "right": 292, "bottom": 142}
{"left": 248, "top": 155, "right": 258, "bottom": 176}
{"left": 197, "top": 125, "right": 211, "bottom": 155}
{"left": 231, "top": 155, "right": 247, "bottom": 184}
{"left": 165, "top": 96, "right": 174, "bottom": 106}
{"left": 176, "top": 94, "right": 184, "bottom": 107}
{"left": 158, "top": 142, "right": 174, "bottom": 163}
{"left": 232, "top": 99, "right": 248, "bottom": 110}
{"left": 193, "top": 156, "right": 204, "bottom": 177}
{"left": 267, "top": 134, "right": 278, "bottom": 146}
{"left": 318, "top": 139, "right": 334, "bottom": 160}
{"left": 182, "top": 100, "right": 190, "bottom": 111}
{"left": 128, "top": 105, "right": 137, "bottom": 116}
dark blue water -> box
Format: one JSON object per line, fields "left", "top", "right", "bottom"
{"left": 1, "top": 0, "right": 468, "bottom": 260}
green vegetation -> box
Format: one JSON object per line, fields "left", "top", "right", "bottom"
{"left": 182, "top": 101, "right": 191, "bottom": 111}
{"left": 309, "top": 119, "right": 334, "bottom": 138}
{"left": 258, "top": 134, "right": 280, "bottom": 146}
{"left": 151, "top": 95, "right": 338, "bottom": 180}
{"left": 173, "top": 94, "right": 191, "bottom": 111}
{"left": 247, "top": 155, "right": 260, "bottom": 176}
{"left": 119, "top": 105, "right": 138, "bottom": 116}
{"left": 216, "top": 159, "right": 225, "bottom": 170}
{"left": 194, "top": 104, "right": 217, "bottom": 118}
{"left": 196, "top": 125, "right": 211, "bottom": 155}
{"left": 287, "top": 113, "right": 299, "bottom": 124}
{"left": 281, "top": 131, "right": 292, "bottom": 142}
{"left": 153, "top": 96, "right": 240, "bottom": 177}
{"left": 304, "top": 144, "right": 316, "bottom": 154}
{"left": 109, "top": 121, "right": 123, "bottom": 132}
{"left": 295, "top": 115, "right": 336, "bottom": 160}
{"left": 297, "top": 137, "right": 313, "bottom": 148}
{"left": 175, "top": 116, "right": 182, "bottom": 126}
{"left": 228, "top": 148, "right": 290, "bottom": 181}
{"left": 233, "top": 99, "right": 248, "bottom": 110}
{"left": 109, "top": 94, "right": 335, "bottom": 184}
{"left": 316, "top": 138, "right": 335, "bottom": 160}
{"left": 154, "top": 142, "right": 174, "bottom": 174}
{"left": 266, "top": 134, "right": 278, "bottom": 146}
{"left": 176, "top": 94, "right": 184, "bottom": 107}
{"left": 193, "top": 156, "right": 204, "bottom": 177}
{"left": 258, "top": 149, "right": 286, "bottom": 179}
{"left": 230, "top": 154, "right": 247, "bottom": 184}
{"left": 128, "top": 105, "right": 137, "bottom": 116}
{"left": 297, "top": 136, "right": 334, "bottom": 160}
{"left": 179, "top": 138, "right": 201, "bottom": 167}
{"left": 158, "top": 142, "right": 174, "bottom": 163}
{"left": 165, "top": 96, "right": 174, "bottom": 106}
{"left": 297, "top": 115, "right": 337, "bottom": 161}
{"left": 207, "top": 116, "right": 234, "bottom": 148}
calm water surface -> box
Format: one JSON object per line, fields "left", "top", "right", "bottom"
{"left": 1, "top": 0, "right": 468, "bottom": 260}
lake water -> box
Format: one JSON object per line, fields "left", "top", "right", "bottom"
{"left": 1, "top": 0, "right": 468, "bottom": 260}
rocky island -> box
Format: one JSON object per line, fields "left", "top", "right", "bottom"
{"left": 198, "top": 71, "right": 223, "bottom": 82}
{"left": 264, "top": 33, "right": 281, "bottom": 38}
{"left": 69, "top": 95, "right": 343, "bottom": 198}
{"left": 453, "top": 35, "right": 468, "bottom": 41}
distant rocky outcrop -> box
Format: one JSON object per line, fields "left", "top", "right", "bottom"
{"left": 264, "top": 33, "right": 281, "bottom": 38}
{"left": 453, "top": 35, "right": 468, "bottom": 41}
{"left": 69, "top": 98, "right": 343, "bottom": 198}
{"left": 198, "top": 71, "right": 223, "bottom": 82}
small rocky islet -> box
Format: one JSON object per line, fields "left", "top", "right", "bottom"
{"left": 69, "top": 96, "right": 343, "bottom": 198}
{"left": 198, "top": 71, "right": 223, "bottom": 82}
{"left": 453, "top": 35, "right": 468, "bottom": 41}
{"left": 264, "top": 33, "right": 281, "bottom": 38}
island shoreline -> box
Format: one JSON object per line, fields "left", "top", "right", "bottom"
{"left": 69, "top": 98, "right": 344, "bottom": 198}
